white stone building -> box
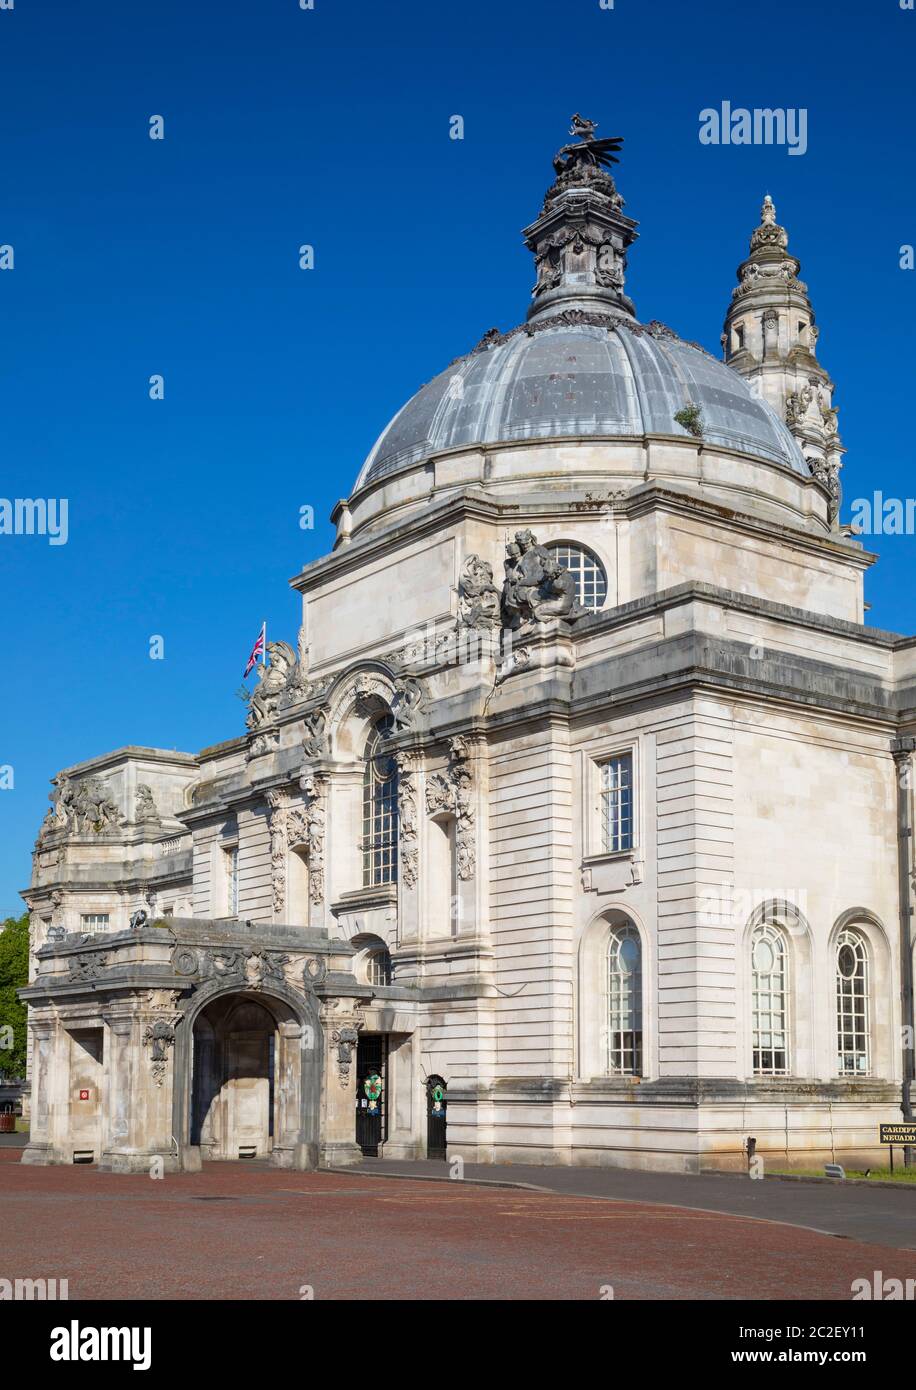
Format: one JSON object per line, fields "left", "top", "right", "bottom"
{"left": 20, "top": 119, "right": 916, "bottom": 1174}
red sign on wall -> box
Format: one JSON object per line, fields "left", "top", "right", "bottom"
{"left": 78, "top": 1089, "right": 89, "bottom": 1101}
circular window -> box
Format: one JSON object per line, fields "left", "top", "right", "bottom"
{"left": 546, "top": 543, "right": 608, "bottom": 611}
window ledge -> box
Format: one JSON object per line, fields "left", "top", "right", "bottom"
{"left": 582, "top": 849, "right": 637, "bottom": 868}
{"left": 334, "top": 883, "right": 397, "bottom": 912}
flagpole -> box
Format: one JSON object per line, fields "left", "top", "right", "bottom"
{"left": 262, "top": 620, "right": 267, "bottom": 665}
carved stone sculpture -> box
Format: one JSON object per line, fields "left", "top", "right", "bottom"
{"left": 143, "top": 1018, "right": 177, "bottom": 1086}
{"left": 457, "top": 555, "right": 502, "bottom": 631}
{"left": 302, "top": 708, "right": 328, "bottom": 759}
{"left": 424, "top": 737, "right": 477, "bottom": 881}
{"left": 246, "top": 641, "right": 298, "bottom": 732}
{"left": 52, "top": 776, "right": 122, "bottom": 834}
{"left": 389, "top": 676, "right": 425, "bottom": 734}
{"left": 501, "top": 530, "right": 587, "bottom": 629}
{"left": 134, "top": 784, "right": 161, "bottom": 824}
{"left": 395, "top": 754, "right": 419, "bottom": 888}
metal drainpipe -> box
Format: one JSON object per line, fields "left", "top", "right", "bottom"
{"left": 891, "top": 736, "right": 916, "bottom": 1165}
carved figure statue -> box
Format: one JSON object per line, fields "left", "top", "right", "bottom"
{"left": 501, "top": 530, "right": 588, "bottom": 629}
{"left": 246, "top": 641, "right": 297, "bottom": 731}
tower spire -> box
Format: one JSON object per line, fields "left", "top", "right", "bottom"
{"left": 722, "top": 196, "right": 844, "bottom": 525}
{"left": 523, "top": 115, "right": 639, "bottom": 323}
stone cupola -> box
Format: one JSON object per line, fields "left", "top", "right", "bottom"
{"left": 523, "top": 114, "right": 640, "bottom": 323}
{"left": 722, "top": 195, "right": 844, "bottom": 525}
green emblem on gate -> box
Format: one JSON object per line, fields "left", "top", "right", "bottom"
{"left": 364, "top": 1073, "right": 382, "bottom": 1102}
{"left": 431, "top": 1084, "right": 444, "bottom": 1104}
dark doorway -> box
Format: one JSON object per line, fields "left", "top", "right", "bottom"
{"left": 355, "top": 1034, "right": 388, "bottom": 1157}
{"left": 426, "top": 1075, "right": 447, "bottom": 1160}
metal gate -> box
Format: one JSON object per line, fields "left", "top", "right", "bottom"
{"left": 426, "top": 1075, "right": 447, "bottom": 1160}
{"left": 355, "top": 1034, "right": 387, "bottom": 1157}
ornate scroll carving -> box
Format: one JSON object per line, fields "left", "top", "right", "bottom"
{"left": 395, "top": 754, "right": 419, "bottom": 889}
{"left": 143, "top": 1018, "right": 177, "bottom": 1087}
{"left": 300, "top": 772, "right": 327, "bottom": 904}
{"left": 424, "top": 737, "right": 477, "bottom": 881}
{"left": 330, "top": 1025, "right": 361, "bottom": 1087}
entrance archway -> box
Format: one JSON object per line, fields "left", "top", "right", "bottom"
{"left": 176, "top": 984, "right": 321, "bottom": 1170}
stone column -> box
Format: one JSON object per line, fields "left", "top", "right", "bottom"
{"left": 20, "top": 1017, "right": 53, "bottom": 1165}
{"left": 318, "top": 998, "right": 364, "bottom": 1167}
{"left": 379, "top": 1031, "right": 421, "bottom": 1159}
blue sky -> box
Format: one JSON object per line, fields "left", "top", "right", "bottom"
{"left": 1, "top": 0, "right": 914, "bottom": 914}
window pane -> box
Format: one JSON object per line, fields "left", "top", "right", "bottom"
{"left": 751, "top": 924, "right": 788, "bottom": 1075}
{"left": 835, "top": 930, "right": 869, "bottom": 1075}
{"left": 546, "top": 544, "right": 608, "bottom": 611}
{"left": 363, "top": 715, "right": 399, "bottom": 886}
{"left": 600, "top": 754, "right": 633, "bottom": 853}
{"left": 608, "top": 927, "right": 642, "bottom": 1075}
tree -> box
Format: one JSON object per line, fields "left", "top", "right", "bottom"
{"left": 0, "top": 912, "right": 29, "bottom": 1078}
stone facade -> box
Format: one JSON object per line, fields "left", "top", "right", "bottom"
{"left": 19, "top": 119, "right": 916, "bottom": 1175}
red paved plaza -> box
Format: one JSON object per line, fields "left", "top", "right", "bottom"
{"left": 3, "top": 1149, "right": 915, "bottom": 1301}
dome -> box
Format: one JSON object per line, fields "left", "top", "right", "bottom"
{"left": 355, "top": 315, "right": 807, "bottom": 492}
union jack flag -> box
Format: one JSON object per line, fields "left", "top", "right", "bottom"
{"left": 243, "top": 622, "right": 266, "bottom": 677}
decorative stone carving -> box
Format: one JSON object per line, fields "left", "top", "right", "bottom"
{"left": 807, "top": 457, "right": 842, "bottom": 526}
{"left": 266, "top": 789, "right": 289, "bottom": 917}
{"left": 330, "top": 1025, "right": 361, "bottom": 1086}
{"left": 300, "top": 772, "right": 327, "bottom": 904}
{"left": 495, "top": 646, "right": 532, "bottom": 684}
{"left": 143, "top": 1018, "right": 177, "bottom": 1087}
{"left": 302, "top": 708, "right": 328, "bottom": 759}
{"left": 457, "top": 555, "right": 502, "bottom": 631}
{"left": 389, "top": 676, "right": 425, "bottom": 734}
{"left": 501, "top": 530, "right": 587, "bottom": 630}
{"left": 51, "top": 776, "right": 122, "bottom": 834}
{"left": 785, "top": 386, "right": 814, "bottom": 428}
{"left": 424, "top": 737, "right": 476, "bottom": 880}
{"left": 135, "top": 784, "right": 161, "bottom": 824}
{"left": 246, "top": 642, "right": 298, "bottom": 733}
{"left": 129, "top": 908, "right": 148, "bottom": 932}
{"left": 395, "top": 754, "right": 419, "bottom": 889}
{"left": 243, "top": 950, "right": 291, "bottom": 991}
{"left": 67, "top": 952, "right": 109, "bottom": 982}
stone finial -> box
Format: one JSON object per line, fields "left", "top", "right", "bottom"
{"left": 523, "top": 115, "right": 639, "bottom": 324}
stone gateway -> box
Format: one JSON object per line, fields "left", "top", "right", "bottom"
{"left": 19, "top": 119, "right": 916, "bottom": 1174}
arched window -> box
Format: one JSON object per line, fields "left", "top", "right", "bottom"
{"left": 607, "top": 926, "right": 642, "bottom": 1075}
{"left": 836, "top": 929, "right": 870, "bottom": 1075}
{"left": 546, "top": 543, "right": 608, "bottom": 611}
{"left": 751, "top": 923, "right": 789, "bottom": 1075}
{"left": 366, "top": 946, "right": 393, "bottom": 986}
{"left": 363, "top": 715, "right": 398, "bottom": 887}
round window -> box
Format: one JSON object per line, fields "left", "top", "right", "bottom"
{"left": 546, "top": 543, "right": 608, "bottom": 611}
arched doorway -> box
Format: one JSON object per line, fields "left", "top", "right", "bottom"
{"left": 184, "top": 988, "right": 320, "bottom": 1167}
{"left": 426, "top": 1075, "right": 447, "bottom": 1160}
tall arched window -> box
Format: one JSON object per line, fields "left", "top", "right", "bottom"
{"left": 751, "top": 923, "right": 789, "bottom": 1075}
{"left": 836, "top": 929, "right": 870, "bottom": 1075}
{"left": 607, "top": 926, "right": 642, "bottom": 1075}
{"left": 363, "top": 715, "right": 398, "bottom": 887}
